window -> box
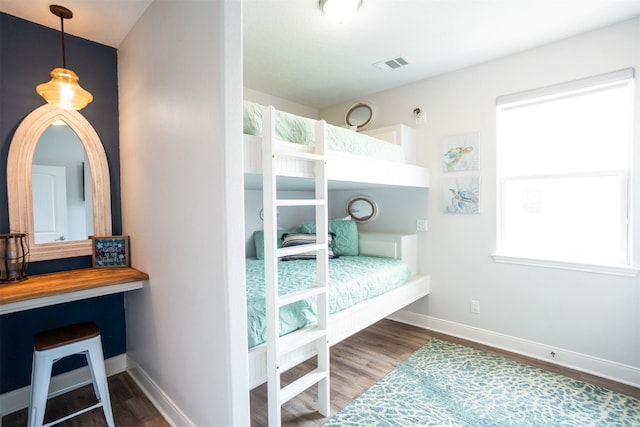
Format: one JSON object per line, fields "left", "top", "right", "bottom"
{"left": 495, "top": 69, "right": 635, "bottom": 272}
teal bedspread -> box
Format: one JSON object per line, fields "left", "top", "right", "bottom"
{"left": 243, "top": 101, "right": 405, "bottom": 163}
{"left": 246, "top": 256, "right": 412, "bottom": 348}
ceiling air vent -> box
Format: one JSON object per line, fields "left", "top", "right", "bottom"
{"left": 373, "top": 56, "right": 412, "bottom": 71}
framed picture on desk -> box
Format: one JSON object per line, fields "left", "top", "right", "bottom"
{"left": 92, "top": 236, "right": 130, "bottom": 267}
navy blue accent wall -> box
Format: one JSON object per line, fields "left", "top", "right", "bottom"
{"left": 0, "top": 13, "right": 125, "bottom": 393}
{"left": 0, "top": 294, "right": 126, "bottom": 393}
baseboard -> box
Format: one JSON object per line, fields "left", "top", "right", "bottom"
{"left": 0, "top": 353, "right": 192, "bottom": 426}
{"left": 0, "top": 354, "right": 126, "bottom": 418}
{"left": 125, "top": 356, "right": 193, "bottom": 427}
{"left": 388, "top": 310, "right": 640, "bottom": 389}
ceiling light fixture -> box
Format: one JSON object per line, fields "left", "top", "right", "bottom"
{"left": 320, "top": 0, "right": 362, "bottom": 25}
{"left": 36, "top": 5, "right": 93, "bottom": 111}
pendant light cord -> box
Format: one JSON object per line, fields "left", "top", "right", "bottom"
{"left": 37, "top": 5, "right": 93, "bottom": 110}
{"left": 59, "top": 14, "right": 66, "bottom": 68}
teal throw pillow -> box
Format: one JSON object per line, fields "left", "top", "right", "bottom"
{"left": 300, "top": 220, "right": 358, "bottom": 256}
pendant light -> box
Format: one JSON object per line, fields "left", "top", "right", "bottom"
{"left": 319, "top": 0, "right": 362, "bottom": 25}
{"left": 36, "top": 5, "right": 93, "bottom": 111}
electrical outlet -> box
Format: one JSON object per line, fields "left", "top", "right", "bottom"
{"left": 416, "top": 219, "right": 428, "bottom": 232}
{"left": 471, "top": 300, "right": 480, "bottom": 314}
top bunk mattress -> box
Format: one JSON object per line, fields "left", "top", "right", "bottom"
{"left": 243, "top": 100, "right": 405, "bottom": 163}
{"left": 246, "top": 255, "right": 412, "bottom": 349}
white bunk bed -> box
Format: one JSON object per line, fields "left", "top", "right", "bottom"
{"left": 243, "top": 101, "right": 429, "bottom": 189}
{"left": 248, "top": 232, "right": 430, "bottom": 389}
{"left": 244, "top": 102, "right": 430, "bottom": 423}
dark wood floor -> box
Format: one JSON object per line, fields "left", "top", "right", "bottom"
{"left": 1, "top": 371, "right": 170, "bottom": 427}
{"left": 4, "top": 319, "right": 638, "bottom": 427}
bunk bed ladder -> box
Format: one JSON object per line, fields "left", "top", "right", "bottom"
{"left": 262, "top": 106, "right": 330, "bottom": 426}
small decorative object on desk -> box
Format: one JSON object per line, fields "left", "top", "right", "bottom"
{"left": 92, "top": 236, "right": 130, "bottom": 268}
{"left": 0, "top": 233, "right": 29, "bottom": 283}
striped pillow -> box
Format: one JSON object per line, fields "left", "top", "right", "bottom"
{"left": 280, "top": 233, "right": 336, "bottom": 261}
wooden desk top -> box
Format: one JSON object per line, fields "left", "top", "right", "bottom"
{"left": 0, "top": 267, "right": 149, "bottom": 314}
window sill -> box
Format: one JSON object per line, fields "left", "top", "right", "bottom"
{"left": 492, "top": 254, "right": 639, "bottom": 277}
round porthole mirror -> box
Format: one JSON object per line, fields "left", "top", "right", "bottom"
{"left": 345, "top": 102, "right": 375, "bottom": 131}
{"left": 347, "top": 196, "right": 378, "bottom": 223}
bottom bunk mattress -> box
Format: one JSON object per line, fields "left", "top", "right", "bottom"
{"left": 246, "top": 255, "right": 412, "bottom": 349}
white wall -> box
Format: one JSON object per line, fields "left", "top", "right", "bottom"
{"left": 322, "top": 18, "right": 640, "bottom": 386}
{"left": 118, "top": 1, "right": 248, "bottom": 425}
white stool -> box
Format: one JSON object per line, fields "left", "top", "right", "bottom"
{"left": 27, "top": 321, "right": 115, "bottom": 427}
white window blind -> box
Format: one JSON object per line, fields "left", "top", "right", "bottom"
{"left": 495, "top": 69, "right": 635, "bottom": 272}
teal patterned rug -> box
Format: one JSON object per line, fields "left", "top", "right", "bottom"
{"left": 324, "top": 338, "right": 640, "bottom": 426}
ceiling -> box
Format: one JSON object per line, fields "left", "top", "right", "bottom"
{"left": 245, "top": 0, "right": 640, "bottom": 108}
{"left": 0, "top": 0, "right": 153, "bottom": 48}
{"left": 2, "top": 0, "right": 640, "bottom": 109}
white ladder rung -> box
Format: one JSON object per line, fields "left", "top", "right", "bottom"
{"left": 279, "top": 326, "right": 327, "bottom": 355}
{"left": 280, "top": 368, "right": 328, "bottom": 405}
{"left": 278, "top": 286, "right": 327, "bottom": 308}
{"left": 276, "top": 199, "right": 325, "bottom": 207}
{"left": 277, "top": 243, "right": 327, "bottom": 257}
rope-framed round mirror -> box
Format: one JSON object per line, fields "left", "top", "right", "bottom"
{"left": 347, "top": 196, "right": 378, "bottom": 223}
{"left": 345, "top": 102, "right": 375, "bottom": 131}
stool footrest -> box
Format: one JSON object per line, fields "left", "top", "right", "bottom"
{"left": 42, "top": 402, "right": 104, "bottom": 427}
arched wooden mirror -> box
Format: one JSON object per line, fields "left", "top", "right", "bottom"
{"left": 345, "top": 102, "right": 375, "bottom": 131}
{"left": 7, "top": 104, "right": 112, "bottom": 261}
{"left": 347, "top": 196, "right": 377, "bottom": 223}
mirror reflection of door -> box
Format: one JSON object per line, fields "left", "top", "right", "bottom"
{"left": 32, "top": 165, "right": 68, "bottom": 243}
{"left": 32, "top": 123, "right": 93, "bottom": 244}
